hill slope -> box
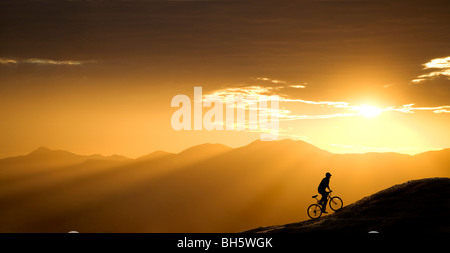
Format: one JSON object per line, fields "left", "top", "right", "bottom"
{"left": 245, "top": 178, "right": 450, "bottom": 233}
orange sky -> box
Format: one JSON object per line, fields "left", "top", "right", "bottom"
{"left": 0, "top": 0, "right": 449, "bottom": 158}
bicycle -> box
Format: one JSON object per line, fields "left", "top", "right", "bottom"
{"left": 307, "top": 191, "right": 343, "bottom": 219}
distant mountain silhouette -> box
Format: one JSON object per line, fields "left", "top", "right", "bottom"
{"left": 137, "top": 150, "right": 175, "bottom": 161}
{"left": 245, "top": 177, "right": 450, "bottom": 233}
{"left": 0, "top": 140, "right": 449, "bottom": 232}
{"left": 242, "top": 139, "right": 331, "bottom": 156}
{"left": 29, "top": 146, "right": 74, "bottom": 156}
{"left": 175, "top": 143, "right": 232, "bottom": 163}
{"left": 4, "top": 146, "right": 129, "bottom": 164}
{"left": 6, "top": 146, "right": 85, "bottom": 164}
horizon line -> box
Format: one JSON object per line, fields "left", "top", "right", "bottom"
{"left": 0, "top": 138, "right": 448, "bottom": 160}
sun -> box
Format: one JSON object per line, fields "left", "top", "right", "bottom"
{"left": 356, "top": 105, "right": 383, "bottom": 118}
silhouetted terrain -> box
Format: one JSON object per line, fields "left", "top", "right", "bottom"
{"left": 0, "top": 140, "right": 449, "bottom": 232}
{"left": 245, "top": 178, "right": 450, "bottom": 233}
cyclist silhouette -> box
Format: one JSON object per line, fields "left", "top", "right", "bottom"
{"left": 318, "top": 172, "right": 332, "bottom": 213}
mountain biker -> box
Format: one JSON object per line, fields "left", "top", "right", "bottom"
{"left": 318, "top": 172, "right": 332, "bottom": 213}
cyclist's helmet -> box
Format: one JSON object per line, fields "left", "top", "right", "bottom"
{"left": 326, "top": 172, "right": 332, "bottom": 177}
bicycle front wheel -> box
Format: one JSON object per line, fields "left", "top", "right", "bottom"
{"left": 329, "top": 196, "right": 343, "bottom": 211}
{"left": 307, "top": 204, "right": 322, "bottom": 219}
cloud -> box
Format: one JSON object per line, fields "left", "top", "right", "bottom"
{"left": 412, "top": 56, "right": 450, "bottom": 83}
{"left": 255, "top": 77, "right": 286, "bottom": 84}
{"left": 386, "top": 104, "right": 450, "bottom": 114}
{"left": 281, "top": 97, "right": 351, "bottom": 108}
{"left": 0, "top": 57, "right": 96, "bottom": 66}
{"left": 290, "top": 85, "right": 307, "bottom": 89}
{"left": 205, "top": 85, "right": 358, "bottom": 121}
{"left": 207, "top": 86, "right": 275, "bottom": 98}
{"left": 207, "top": 85, "right": 344, "bottom": 108}
{"left": 255, "top": 77, "right": 307, "bottom": 89}
{"left": 279, "top": 112, "right": 358, "bottom": 120}
{"left": 424, "top": 56, "right": 450, "bottom": 69}
{"left": 0, "top": 58, "right": 17, "bottom": 64}
{"left": 206, "top": 85, "right": 450, "bottom": 123}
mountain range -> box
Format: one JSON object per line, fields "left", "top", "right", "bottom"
{"left": 0, "top": 139, "right": 449, "bottom": 232}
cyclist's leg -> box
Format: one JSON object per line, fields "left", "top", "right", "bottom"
{"left": 321, "top": 192, "right": 329, "bottom": 211}
{"left": 318, "top": 191, "right": 326, "bottom": 207}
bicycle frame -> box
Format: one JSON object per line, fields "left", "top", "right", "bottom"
{"left": 308, "top": 191, "right": 343, "bottom": 219}
{"left": 313, "top": 191, "right": 333, "bottom": 205}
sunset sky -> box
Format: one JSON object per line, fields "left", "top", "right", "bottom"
{"left": 1, "top": 0, "right": 449, "bottom": 158}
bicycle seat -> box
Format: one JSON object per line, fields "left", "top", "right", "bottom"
{"left": 312, "top": 195, "right": 318, "bottom": 198}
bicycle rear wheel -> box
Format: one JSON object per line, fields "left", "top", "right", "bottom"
{"left": 307, "top": 204, "right": 322, "bottom": 219}
{"left": 329, "top": 196, "right": 343, "bottom": 211}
